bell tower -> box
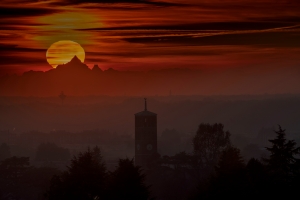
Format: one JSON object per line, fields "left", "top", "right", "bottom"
{"left": 135, "top": 98, "right": 157, "bottom": 167}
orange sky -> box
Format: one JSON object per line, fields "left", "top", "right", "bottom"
{"left": 1, "top": 0, "right": 300, "bottom": 80}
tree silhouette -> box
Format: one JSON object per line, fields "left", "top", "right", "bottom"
{"left": 147, "top": 152, "right": 196, "bottom": 200}
{"left": 192, "top": 123, "right": 230, "bottom": 173}
{"left": 215, "top": 146, "right": 245, "bottom": 176}
{"left": 91, "top": 146, "right": 103, "bottom": 164}
{"left": 197, "top": 146, "right": 246, "bottom": 199}
{"left": 47, "top": 147, "right": 107, "bottom": 200}
{"left": 264, "top": 125, "right": 300, "bottom": 179}
{"left": 0, "top": 143, "right": 11, "bottom": 161}
{"left": 107, "top": 158, "right": 150, "bottom": 200}
{"left": 246, "top": 158, "right": 268, "bottom": 198}
{"left": 0, "top": 156, "right": 30, "bottom": 199}
{"left": 160, "top": 129, "right": 182, "bottom": 155}
{"left": 214, "top": 147, "right": 246, "bottom": 197}
{"left": 36, "top": 142, "right": 70, "bottom": 162}
{"left": 160, "top": 151, "right": 192, "bottom": 169}
{"left": 263, "top": 125, "right": 300, "bottom": 197}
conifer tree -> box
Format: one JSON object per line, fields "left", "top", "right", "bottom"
{"left": 107, "top": 158, "right": 150, "bottom": 200}
{"left": 196, "top": 146, "right": 246, "bottom": 199}
{"left": 47, "top": 147, "right": 107, "bottom": 200}
{"left": 264, "top": 125, "right": 300, "bottom": 178}
{"left": 215, "top": 146, "right": 245, "bottom": 176}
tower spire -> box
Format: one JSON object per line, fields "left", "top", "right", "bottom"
{"left": 144, "top": 98, "right": 147, "bottom": 111}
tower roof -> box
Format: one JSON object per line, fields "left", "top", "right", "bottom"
{"left": 135, "top": 110, "right": 157, "bottom": 116}
{"left": 135, "top": 98, "right": 157, "bottom": 116}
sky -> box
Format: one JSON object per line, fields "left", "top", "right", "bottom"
{"left": 1, "top": 0, "right": 300, "bottom": 76}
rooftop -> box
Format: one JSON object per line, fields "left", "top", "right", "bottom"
{"left": 135, "top": 110, "right": 157, "bottom": 116}
{"left": 135, "top": 98, "right": 157, "bottom": 116}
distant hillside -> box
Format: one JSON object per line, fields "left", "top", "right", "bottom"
{"left": 1, "top": 94, "right": 300, "bottom": 138}
{"left": 1, "top": 56, "right": 300, "bottom": 96}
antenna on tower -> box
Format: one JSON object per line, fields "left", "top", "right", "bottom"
{"left": 59, "top": 91, "right": 66, "bottom": 105}
{"left": 144, "top": 98, "right": 147, "bottom": 111}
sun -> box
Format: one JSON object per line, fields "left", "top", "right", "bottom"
{"left": 46, "top": 40, "right": 85, "bottom": 68}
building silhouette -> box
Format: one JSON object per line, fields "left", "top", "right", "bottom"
{"left": 134, "top": 98, "right": 157, "bottom": 167}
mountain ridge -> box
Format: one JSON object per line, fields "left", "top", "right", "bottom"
{"left": 1, "top": 59, "right": 300, "bottom": 96}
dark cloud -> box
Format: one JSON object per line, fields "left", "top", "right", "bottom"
{"left": 0, "top": 6, "right": 59, "bottom": 17}
{"left": 0, "top": 55, "right": 46, "bottom": 65}
{"left": 78, "top": 4, "right": 161, "bottom": 10}
{"left": 83, "top": 21, "right": 297, "bottom": 31}
{"left": 0, "top": 23, "right": 49, "bottom": 30}
{"left": 66, "top": 0, "right": 147, "bottom": 3}
{"left": 0, "top": 20, "right": 49, "bottom": 26}
{"left": 0, "top": 51, "right": 52, "bottom": 76}
{"left": 0, "top": 0, "right": 35, "bottom": 3}
{"left": 0, "top": 44, "right": 44, "bottom": 53}
{"left": 263, "top": 16, "right": 300, "bottom": 24}
{"left": 86, "top": 48, "right": 222, "bottom": 58}
{"left": 0, "top": 33, "right": 23, "bottom": 41}
{"left": 190, "top": 0, "right": 300, "bottom": 10}
{"left": 122, "top": 31, "right": 300, "bottom": 48}
{"left": 191, "top": 21, "right": 297, "bottom": 31}
{"left": 0, "top": 44, "right": 46, "bottom": 66}
{"left": 80, "top": 21, "right": 300, "bottom": 48}
{"left": 54, "top": 0, "right": 182, "bottom": 6}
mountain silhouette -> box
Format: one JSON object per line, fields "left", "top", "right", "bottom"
{"left": 92, "top": 64, "right": 103, "bottom": 72}
{"left": 55, "top": 56, "right": 89, "bottom": 71}
{"left": 0, "top": 58, "right": 300, "bottom": 96}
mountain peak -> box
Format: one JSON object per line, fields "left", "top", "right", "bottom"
{"left": 55, "top": 55, "right": 89, "bottom": 71}
{"left": 92, "top": 64, "right": 103, "bottom": 72}
{"left": 69, "top": 55, "right": 82, "bottom": 64}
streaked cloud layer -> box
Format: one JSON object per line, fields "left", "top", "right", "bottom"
{"left": 1, "top": 0, "right": 300, "bottom": 78}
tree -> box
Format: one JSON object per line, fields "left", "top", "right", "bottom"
{"left": 197, "top": 146, "right": 246, "bottom": 199}
{"left": 0, "top": 156, "right": 30, "bottom": 199}
{"left": 263, "top": 125, "right": 300, "bottom": 197}
{"left": 25, "top": 166, "right": 61, "bottom": 200}
{"left": 0, "top": 143, "right": 11, "bottom": 161}
{"left": 107, "top": 158, "right": 150, "bottom": 200}
{"left": 167, "top": 151, "right": 192, "bottom": 170}
{"left": 215, "top": 146, "right": 245, "bottom": 176}
{"left": 91, "top": 146, "right": 102, "bottom": 162}
{"left": 35, "top": 143, "right": 70, "bottom": 162}
{"left": 160, "top": 129, "right": 182, "bottom": 155}
{"left": 264, "top": 125, "right": 300, "bottom": 179}
{"left": 147, "top": 152, "right": 196, "bottom": 200}
{"left": 246, "top": 158, "right": 268, "bottom": 198}
{"left": 192, "top": 123, "right": 230, "bottom": 171}
{"left": 213, "top": 147, "right": 246, "bottom": 197}
{"left": 47, "top": 146, "right": 107, "bottom": 200}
